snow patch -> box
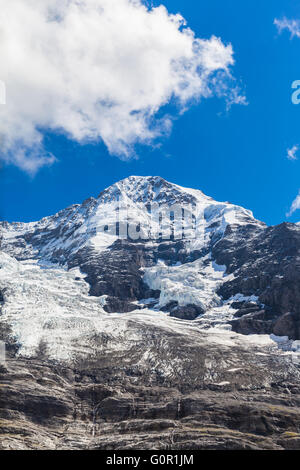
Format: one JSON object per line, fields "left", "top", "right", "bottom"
{"left": 230, "top": 293, "right": 259, "bottom": 303}
{"left": 144, "top": 256, "right": 228, "bottom": 313}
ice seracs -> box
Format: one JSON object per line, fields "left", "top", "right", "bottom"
{"left": 0, "top": 250, "right": 281, "bottom": 364}
{"left": 144, "top": 254, "right": 229, "bottom": 313}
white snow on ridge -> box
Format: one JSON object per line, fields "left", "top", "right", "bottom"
{"left": 0, "top": 176, "right": 265, "bottom": 263}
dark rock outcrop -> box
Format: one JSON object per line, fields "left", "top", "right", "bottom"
{"left": 169, "top": 303, "right": 205, "bottom": 320}
{"left": 214, "top": 223, "right": 300, "bottom": 339}
{"left": 273, "top": 313, "right": 300, "bottom": 339}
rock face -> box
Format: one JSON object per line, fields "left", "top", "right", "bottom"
{"left": 1, "top": 325, "right": 300, "bottom": 450}
{"left": 214, "top": 223, "right": 300, "bottom": 339}
{"left": 1, "top": 175, "right": 300, "bottom": 450}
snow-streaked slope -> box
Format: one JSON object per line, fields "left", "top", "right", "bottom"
{"left": 0, "top": 176, "right": 265, "bottom": 264}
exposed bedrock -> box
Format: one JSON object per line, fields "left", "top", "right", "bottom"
{"left": 1, "top": 325, "right": 300, "bottom": 450}
{"left": 214, "top": 223, "right": 300, "bottom": 339}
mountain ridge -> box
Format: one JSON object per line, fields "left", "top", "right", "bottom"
{"left": 0, "top": 175, "right": 264, "bottom": 258}
{"left": 1, "top": 176, "right": 300, "bottom": 450}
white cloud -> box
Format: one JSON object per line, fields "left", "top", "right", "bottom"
{"left": 0, "top": 0, "right": 244, "bottom": 173}
{"left": 287, "top": 145, "right": 299, "bottom": 161}
{"left": 274, "top": 17, "right": 300, "bottom": 38}
{"left": 287, "top": 190, "right": 300, "bottom": 217}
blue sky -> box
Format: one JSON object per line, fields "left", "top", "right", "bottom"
{"left": 1, "top": 0, "right": 300, "bottom": 225}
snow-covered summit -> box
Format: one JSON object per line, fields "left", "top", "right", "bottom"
{"left": 97, "top": 175, "right": 211, "bottom": 205}
{"left": 0, "top": 176, "right": 265, "bottom": 264}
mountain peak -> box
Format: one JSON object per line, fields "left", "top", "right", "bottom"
{"left": 1, "top": 176, "right": 265, "bottom": 264}
{"left": 97, "top": 175, "right": 212, "bottom": 208}
{"left": 98, "top": 175, "right": 168, "bottom": 197}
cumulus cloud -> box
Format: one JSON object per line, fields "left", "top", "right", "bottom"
{"left": 0, "top": 0, "right": 243, "bottom": 173}
{"left": 287, "top": 190, "right": 300, "bottom": 217}
{"left": 287, "top": 145, "right": 299, "bottom": 161}
{"left": 274, "top": 17, "right": 300, "bottom": 38}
